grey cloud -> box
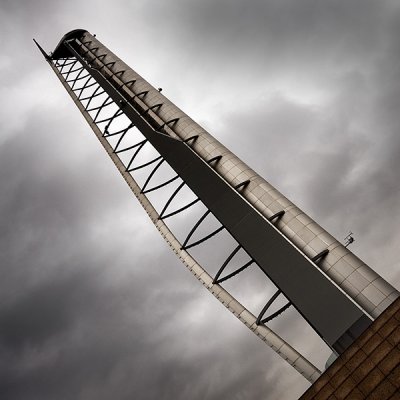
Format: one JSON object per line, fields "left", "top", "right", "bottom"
{"left": 141, "top": 0, "right": 387, "bottom": 76}
{"left": 1, "top": 1, "right": 400, "bottom": 399}
{"left": 0, "top": 109, "right": 296, "bottom": 400}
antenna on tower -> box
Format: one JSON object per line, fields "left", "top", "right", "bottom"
{"left": 344, "top": 232, "right": 355, "bottom": 247}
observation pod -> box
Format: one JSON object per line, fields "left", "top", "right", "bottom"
{"left": 35, "top": 30, "right": 399, "bottom": 384}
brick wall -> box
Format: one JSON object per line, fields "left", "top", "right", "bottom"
{"left": 300, "top": 298, "right": 400, "bottom": 399}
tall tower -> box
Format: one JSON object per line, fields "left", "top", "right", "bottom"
{"left": 36, "top": 30, "right": 399, "bottom": 385}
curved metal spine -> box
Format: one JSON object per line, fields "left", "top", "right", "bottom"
{"left": 257, "top": 290, "right": 281, "bottom": 325}
{"left": 183, "top": 226, "right": 225, "bottom": 250}
{"left": 234, "top": 180, "right": 250, "bottom": 190}
{"left": 83, "top": 85, "right": 105, "bottom": 110}
{"left": 80, "top": 86, "right": 105, "bottom": 102}
{"left": 67, "top": 69, "right": 90, "bottom": 85}
{"left": 112, "top": 128, "right": 137, "bottom": 152}
{"left": 70, "top": 70, "right": 89, "bottom": 90}
{"left": 57, "top": 59, "right": 76, "bottom": 71}
{"left": 127, "top": 155, "right": 163, "bottom": 173}
{"left": 143, "top": 103, "right": 163, "bottom": 115}
{"left": 101, "top": 60, "right": 116, "bottom": 70}
{"left": 115, "top": 78, "right": 136, "bottom": 92}
{"left": 140, "top": 158, "right": 165, "bottom": 193}
{"left": 115, "top": 138, "right": 146, "bottom": 155}
{"left": 62, "top": 65, "right": 84, "bottom": 76}
{"left": 134, "top": 90, "right": 149, "bottom": 99}
{"left": 139, "top": 155, "right": 180, "bottom": 194}
{"left": 312, "top": 249, "right": 329, "bottom": 263}
{"left": 158, "top": 180, "right": 201, "bottom": 220}
{"left": 183, "top": 135, "right": 199, "bottom": 144}
{"left": 268, "top": 210, "right": 285, "bottom": 222}
{"left": 92, "top": 97, "right": 114, "bottom": 122}
{"left": 213, "top": 245, "right": 241, "bottom": 284}
{"left": 261, "top": 302, "right": 292, "bottom": 324}
{"left": 160, "top": 198, "right": 201, "bottom": 220}
{"left": 207, "top": 155, "right": 222, "bottom": 165}
{"left": 181, "top": 210, "right": 211, "bottom": 249}
{"left": 86, "top": 95, "right": 112, "bottom": 112}
{"left": 56, "top": 62, "right": 91, "bottom": 96}
{"left": 104, "top": 123, "right": 134, "bottom": 139}
{"left": 75, "top": 78, "right": 97, "bottom": 98}
{"left": 110, "top": 69, "right": 125, "bottom": 79}
{"left": 159, "top": 117, "right": 179, "bottom": 133}
{"left": 142, "top": 175, "right": 180, "bottom": 195}
{"left": 215, "top": 259, "right": 254, "bottom": 284}
{"left": 125, "top": 140, "right": 147, "bottom": 170}
{"left": 181, "top": 208, "right": 225, "bottom": 250}
{"left": 256, "top": 289, "right": 292, "bottom": 325}
{"left": 159, "top": 181, "right": 186, "bottom": 219}
{"left": 98, "top": 108, "right": 124, "bottom": 126}
{"left": 61, "top": 59, "right": 78, "bottom": 76}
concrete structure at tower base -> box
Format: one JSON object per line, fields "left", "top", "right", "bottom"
{"left": 300, "top": 298, "right": 400, "bottom": 399}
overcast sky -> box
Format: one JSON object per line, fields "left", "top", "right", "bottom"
{"left": 1, "top": 1, "right": 400, "bottom": 399}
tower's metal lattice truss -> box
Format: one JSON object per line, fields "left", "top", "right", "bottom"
{"left": 36, "top": 30, "right": 399, "bottom": 383}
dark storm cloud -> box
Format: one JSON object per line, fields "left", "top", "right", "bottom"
{"left": 1, "top": 1, "right": 400, "bottom": 399}
{"left": 135, "top": 0, "right": 390, "bottom": 95}
{"left": 0, "top": 109, "right": 299, "bottom": 399}
{"left": 157, "top": 0, "right": 400, "bottom": 280}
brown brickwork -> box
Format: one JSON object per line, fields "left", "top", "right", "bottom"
{"left": 300, "top": 298, "right": 400, "bottom": 399}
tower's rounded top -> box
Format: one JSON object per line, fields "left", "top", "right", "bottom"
{"left": 51, "top": 29, "right": 88, "bottom": 59}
